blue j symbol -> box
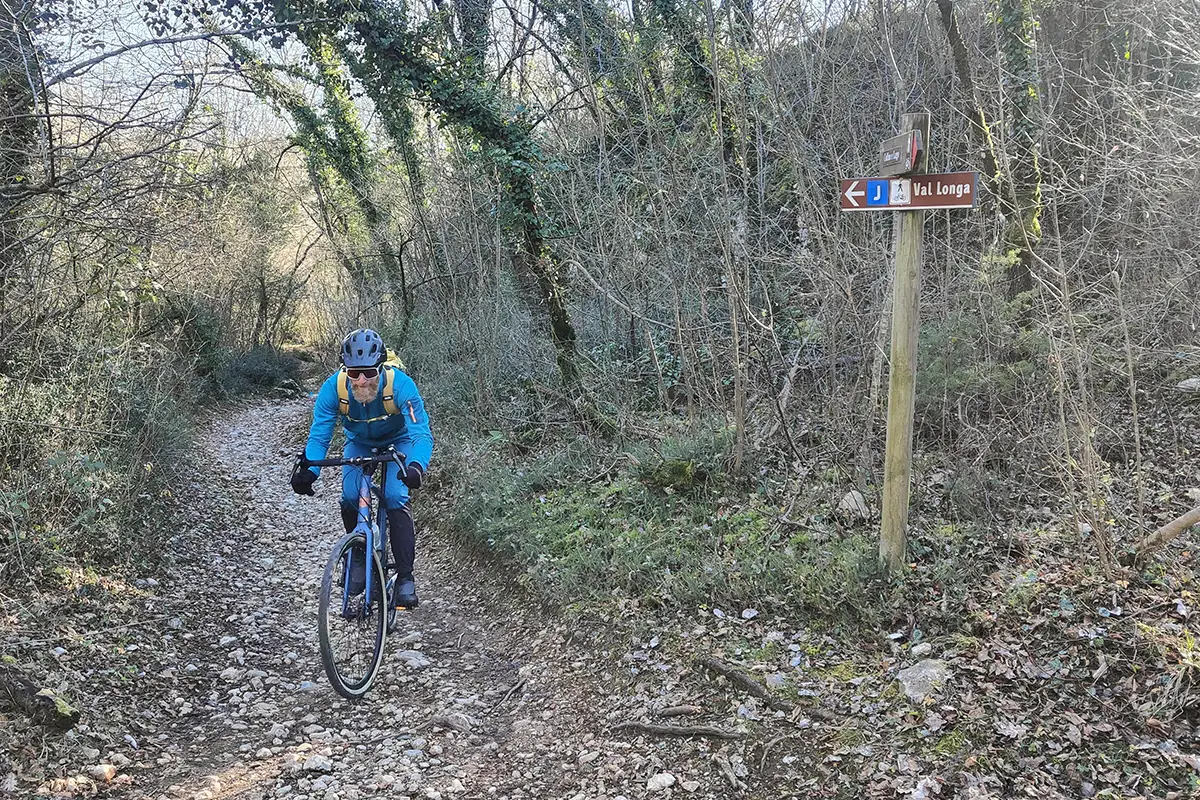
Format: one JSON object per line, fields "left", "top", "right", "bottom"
{"left": 866, "top": 179, "right": 889, "bottom": 206}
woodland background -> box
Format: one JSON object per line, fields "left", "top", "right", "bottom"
{"left": 4, "top": 0, "right": 1200, "bottom": 793}
{"left": 2, "top": 0, "right": 1200, "bottom": 719}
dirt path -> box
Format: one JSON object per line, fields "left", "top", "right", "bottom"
{"left": 100, "top": 400, "right": 762, "bottom": 800}
{"left": 21, "top": 398, "right": 1193, "bottom": 800}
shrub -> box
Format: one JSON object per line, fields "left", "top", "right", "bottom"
{"left": 441, "top": 426, "right": 877, "bottom": 620}
{"left": 0, "top": 345, "right": 193, "bottom": 584}
{"left": 915, "top": 308, "right": 1048, "bottom": 448}
{"left": 632, "top": 420, "right": 733, "bottom": 495}
{"left": 217, "top": 346, "right": 303, "bottom": 396}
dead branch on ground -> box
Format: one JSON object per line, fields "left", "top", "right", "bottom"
{"left": 0, "top": 664, "right": 79, "bottom": 730}
{"left": 611, "top": 721, "right": 742, "bottom": 740}
{"left": 1124, "top": 505, "right": 1200, "bottom": 565}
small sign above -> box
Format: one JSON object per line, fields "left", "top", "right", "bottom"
{"left": 839, "top": 172, "right": 978, "bottom": 212}
{"left": 878, "top": 131, "right": 922, "bottom": 177}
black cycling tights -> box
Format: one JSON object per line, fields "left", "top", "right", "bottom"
{"left": 386, "top": 506, "right": 415, "bottom": 581}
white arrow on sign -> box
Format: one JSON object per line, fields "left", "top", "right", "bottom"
{"left": 843, "top": 180, "right": 865, "bottom": 208}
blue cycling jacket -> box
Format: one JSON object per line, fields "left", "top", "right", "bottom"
{"left": 303, "top": 368, "right": 434, "bottom": 474}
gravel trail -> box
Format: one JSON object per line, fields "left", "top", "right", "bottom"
{"left": 123, "top": 400, "right": 738, "bottom": 800}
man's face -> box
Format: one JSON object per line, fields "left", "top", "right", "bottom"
{"left": 348, "top": 366, "right": 380, "bottom": 404}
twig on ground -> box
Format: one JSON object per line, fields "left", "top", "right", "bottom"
{"left": 486, "top": 678, "right": 526, "bottom": 715}
{"left": 795, "top": 705, "right": 839, "bottom": 723}
{"left": 362, "top": 729, "right": 422, "bottom": 745}
{"left": 697, "top": 655, "right": 792, "bottom": 712}
{"left": 653, "top": 704, "right": 704, "bottom": 718}
{"left": 611, "top": 721, "right": 743, "bottom": 740}
{"left": 760, "top": 733, "right": 801, "bottom": 770}
{"left": 712, "top": 752, "right": 744, "bottom": 788}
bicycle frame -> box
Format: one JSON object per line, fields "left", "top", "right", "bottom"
{"left": 295, "top": 447, "right": 405, "bottom": 616}
{"left": 343, "top": 469, "right": 387, "bottom": 617}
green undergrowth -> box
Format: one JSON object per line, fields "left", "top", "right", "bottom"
{"left": 0, "top": 353, "right": 193, "bottom": 586}
{"left": 212, "top": 345, "right": 304, "bottom": 400}
{"left": 1, "top": 322, "right": 303, "bottom": 589}
{"left": 440, "top": 421, "right": 880, "bottom": 619}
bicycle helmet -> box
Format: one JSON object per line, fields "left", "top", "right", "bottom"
{"left": 340, "top": 328, "right": 385, "bottom": 368}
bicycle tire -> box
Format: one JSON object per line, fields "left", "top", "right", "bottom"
{"left": 317, "top": 532, "right": 387, "bottom": 699}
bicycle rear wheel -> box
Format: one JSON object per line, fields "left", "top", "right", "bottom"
{"left": 317, "top": 532, "right": 387, "bottom": 699}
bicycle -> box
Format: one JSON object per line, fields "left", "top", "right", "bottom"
{"left": 292, "top": 447, "right": 409, "bottom": 699}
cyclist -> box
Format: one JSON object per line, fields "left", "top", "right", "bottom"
{"left": 290, "top": 328, "right": 433, "bottom": 610}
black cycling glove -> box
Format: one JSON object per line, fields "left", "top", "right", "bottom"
{"left": 291, "top": 468, "right": 317, "bottom": 496}
{"left": 399, "top": 462, "right": 424, "bottom": 490}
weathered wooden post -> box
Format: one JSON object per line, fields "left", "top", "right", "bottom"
{"left": 880, "top": 112, "right": 930, "bottom": 575}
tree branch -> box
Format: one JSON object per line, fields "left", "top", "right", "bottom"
{"left": 1125, "top": 505, "right": 1200, "bottom": 565}
{"left": 45, "top": 21, "right": 330, "bottom": 88}
{"left": 611, "top": 721, "right": 743, "bottom": 740}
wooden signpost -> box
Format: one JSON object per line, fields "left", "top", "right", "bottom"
{"left": 838, "top": 114, "right": 979, "bottom": 575}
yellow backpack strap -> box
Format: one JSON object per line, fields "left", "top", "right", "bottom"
{"left": 381, "top": 366, "right": 400, "bottom": 416}
{"left": 336, "top": 370, "right": 351, "bottom": 416}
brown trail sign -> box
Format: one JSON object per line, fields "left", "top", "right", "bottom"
{"left": 878, "top": 130, "right": 922, "bottom": 177}
{"left": 839, "top": 171, "right": 978, "bottom": 212}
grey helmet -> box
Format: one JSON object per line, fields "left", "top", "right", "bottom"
{"left": 340, "top": 328, "right": 385, "bottom": 368}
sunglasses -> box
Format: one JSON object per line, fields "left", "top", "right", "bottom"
{"left": 345, "top": 367, "right": 380, "bottom": 380}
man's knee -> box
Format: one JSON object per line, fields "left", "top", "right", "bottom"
{"left": 383, "top": 486, "right": 412, "bottom": 512}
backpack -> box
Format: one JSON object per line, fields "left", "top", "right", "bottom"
{"left": 336, "top": 348, "right": 406, "bottom": 422}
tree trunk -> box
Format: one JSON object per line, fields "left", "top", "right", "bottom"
{"left": 540, "top": 0, "right": 646, "bottom": 125}
{"left": 252, "top": 271, "right": 269, "bottom": 347}
{"left": 702, "top": 0, "right": 747, "bottom": 471}
{"left": 0, "top": 2, "right": 37, "bottom": 312}
{"left": 336, "top": 3, "right": 584, "bottom": 389}
{"left": 305, "top": 159, "right": 367, "bottom": 287}
{"left": 267, "top": 0, "right": 582, "bottom": 388}
{"left": 388, "top": 100, "right": 449, "bottom": 277}
{"left": 512, "top": 174, "right": 578, "bottom": 386}
{"left": 995, "top": 0, "right": 1043, "bottom": 299}
{"left": 935, "top": 0, "right": 1001, "bottom": 192}
{"left": 728, "top": 0, "right": 754, "bottom": 48}
{"left": 1124, "top": 506, "right": 1200, "bottom": 566}
{"left": 305, "top": 34, "right": 410, "bottom": 302}
{"left": 454, "top": 0, "right": 490, "bottom": 74}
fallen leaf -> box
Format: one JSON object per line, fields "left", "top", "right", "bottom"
{"left": 994, "top": 719, "right": 1027, "bottom": 739}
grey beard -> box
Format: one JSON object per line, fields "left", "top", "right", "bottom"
{"left": 351, "top": 383, "right": 379, "bottom": 404}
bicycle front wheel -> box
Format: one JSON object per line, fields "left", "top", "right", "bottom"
{"left": 317, "top": 532, "right": 387, "bottom": 699}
